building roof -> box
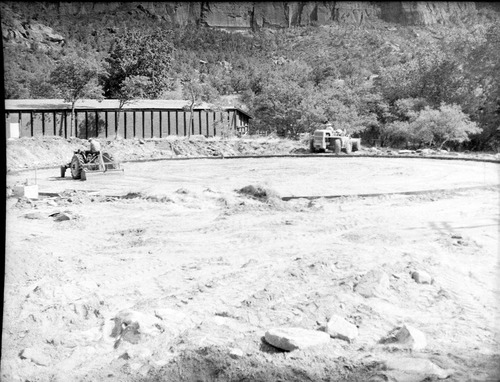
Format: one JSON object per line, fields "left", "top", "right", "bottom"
{"left": 4, "top": 99, "right": 252, "bottom": 118}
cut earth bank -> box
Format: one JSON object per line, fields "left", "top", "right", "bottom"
{"left": 3, "top": 136, "right": 500, "bottom": 382}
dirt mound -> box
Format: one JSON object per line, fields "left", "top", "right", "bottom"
{"left": 6, "top": 136, "right": 307, "bottom": 172}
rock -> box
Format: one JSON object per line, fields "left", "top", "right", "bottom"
{"left": 411, "top": 270, "right": 433, "bottom": 284}
{"left": 111, "top": 310, "right": 162, "bottom": 347}
{"left": 325, "top": 315, "right": 358, "bottom": 342}
{"left": 354, "top": 269, "right": 390, "bottom": 298}
{"left": 122, "top": 346, "right": 153, "bottom": 360}
{"left": 384, "top": 356, "right": 453, "bottom": 379}
{"left": 49, "top": 211, "right": 72, "bottom": 221}
{"left": 23, "top": 212, "right": 45, "bottom": 219}
{"left": 229, "top": 348, "right": 244, "bottom": 359}
{"left": 189, "top": 134, "right": 206, "bottom": 141}
{"left": 20, "top": 347, "right": 50, "bottom": 366}
{"left": 380, "top": 324, "right": 427, "bottom": 351}
{"left": 398, "top": 149, "right": 412, "bottom": 154}
{"left": 264, "top": 327, "right": 330, "bottom": 351}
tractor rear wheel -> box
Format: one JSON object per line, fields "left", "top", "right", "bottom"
{"left": 309, "top": 139, "right": 317, "bottom": 153}
{"left": 345, "top": 141, "right": 352, "bottom": 154}
{"left": 333, "top": 139, "right": 341, "bottom": 154}
{"left": 70, "top": 154, "right": 85, "bottom": 179}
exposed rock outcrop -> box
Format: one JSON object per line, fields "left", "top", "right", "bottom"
{"left": 2, "top": 1, "right": 487, "bottom": 31}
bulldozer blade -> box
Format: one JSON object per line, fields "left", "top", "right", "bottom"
{"left": 81, "top": 168, "right": 124, "bottom": 181}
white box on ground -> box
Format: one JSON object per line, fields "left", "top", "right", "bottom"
{"left": 13, "top": 184, "right": 39, "bottom": 199}
{"left": 9, "top": 123, "right": 20, "bottom": 139}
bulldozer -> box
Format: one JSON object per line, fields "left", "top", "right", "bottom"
{"left": 310, "top": 129, "right": 361, "bottom": 154}
{"left": 60, "top": 149, "right": 124, "bottom": 180}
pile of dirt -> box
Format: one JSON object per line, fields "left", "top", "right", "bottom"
{"left": 6, "top": 136, "right": 308, "bottom": 172}
{"left": 7, "top": 136, "right": 500, "bottom": 173}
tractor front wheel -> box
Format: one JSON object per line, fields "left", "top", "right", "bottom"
{"left": 333, "top": 139, "right": 341, "bottom": 154}
{"left": 70, "top": 154, "right": 85, "bottom": 179}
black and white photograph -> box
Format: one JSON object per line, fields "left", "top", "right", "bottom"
{"left": 2, "top": 1, "right": 500, "bottom": 381}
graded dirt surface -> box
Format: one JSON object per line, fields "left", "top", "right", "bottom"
{"left": 3, "top": 137, "right": 500, "bottom": 382}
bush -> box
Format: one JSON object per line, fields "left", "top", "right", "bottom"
{"left": 410, "top": 103, "right": 482, "bottom": 149}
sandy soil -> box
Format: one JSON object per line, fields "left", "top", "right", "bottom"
{"left": 3, "top": 137, "right": 500, "bottom": 382}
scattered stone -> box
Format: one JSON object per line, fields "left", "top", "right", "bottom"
{"left": 111, "top": 310, "right": 162, "bottom": 348}
{"left": 20, "top": 347, "right": 50, "bottom": 366}
{"left": 46, "top": 199, "right": 59, "bottom": 207}
{"left": 379, "top": 324, "right": 427, "bottom": 351}
{"left": 189, "top": 134, "right": 206, "bottom": 141}
{"left": 122, "top": 346, "right": 153, "bottom": 360}
{"left": 23, "top": 212, "right": 45, "bottom": 219}
{"left": 49, "top": 211, "right": 72, "bottom": 221}
{"left": 264, "top": 327, "right": 330, "bottom": 351}
{"left": 384, "top": 356, "right": 453, "bottom": 379}
{"left": 229, "top": 348, "right": 244, "bottom": 359}
{"left": 354, "top": 269, "right": 390, "bottom": 298}
{"left": 325, "top": 315, "right": 359, "bottom": 342}
{"left": 411, "top": 270, "right": 433, "bottom": 284}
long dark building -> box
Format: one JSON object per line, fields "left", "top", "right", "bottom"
{"left": 4, "top": 99, "right": 252, "bottom": 139}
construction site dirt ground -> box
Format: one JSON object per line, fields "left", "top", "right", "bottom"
{"left": 3, "top": 137, "right": 500, "bottom": 382}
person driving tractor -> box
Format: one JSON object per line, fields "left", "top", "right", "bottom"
{"left": 88, "top": 138, "right": 106, "bottom": 172}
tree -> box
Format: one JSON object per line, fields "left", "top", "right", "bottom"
{"left": 410, "top": 103, "right": 482, "bottom": 149}
{"left": 49, "top": 55, "right": 105, "bottom": 137}
{"left": 180, "top": 69, "right": 220, "bottom": 138}
{"left": 103, "top": 28, "right": 175, "bottom": 99}
{"left": 112, "top": 75, "right": 151, "bottom": 138}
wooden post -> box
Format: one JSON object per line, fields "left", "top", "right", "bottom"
{"left": 53, "top": 111, "right": 56, "bottom": 135}
{"left": 85, "top": 111, "right": 88, "bottom": 139}
{"left": 151, "top": 111, "right": 154, "bottom": 138}
{"left": 41, "top": 112, "right": 45, "bottom": 136}
{"left": 105, "top": 111, "right": 108, "bottom": 138}
{"left": 142, "top": 111, "right": 145, "bottom": 138}
{"left": 159, "top": 111, "right": 162, "bottom": 138}
{"left": 183, "top": 112, "right": 187, "bottom": 137}
{"left": 133, "top": 110, "right": 136, "bottom": 138}
{"left": 30, "top": 112, "right": 34, "bottom": 137}
{"left": 95, "top": 111, "right": 98, "bottom": 137}
{"left": 167, "top": 111, "right": 171, "bottom": 135}
{"left": 199, "top": 110, "right": 202, "bottom": 135}
{"left": 206, "top": 111, "right": 209, "bottom": 136}
{"left": 175, "top": 110, "right": 179, "bottom": 135}
{"left": 124, "top": 111, "right": 127, "bottom": 139}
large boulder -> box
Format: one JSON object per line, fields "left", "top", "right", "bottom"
{"left": 354, "top": 269, "right": 390, "bottom": 298}
{"left": 264, "top": 327, "right": 330, "bottom": 351}
{"left": 325, "top": 315, "right": 359, "bottom": 343}
{"left": 379, "top": 324, "right": 427, "bottom": 351}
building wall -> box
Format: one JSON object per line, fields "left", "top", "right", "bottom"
{"left": 5, "top": 109, "right": 249, "bottom": 139}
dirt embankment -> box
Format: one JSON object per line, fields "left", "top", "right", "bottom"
{"left": 6, "top": 136, "right": 500, "bottom": 172}
{"left": 5, "top": 136, "right": 308, "bottom": 172}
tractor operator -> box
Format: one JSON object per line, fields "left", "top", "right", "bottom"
{"left": 88, "top": 138, "right": 106, "bottom": 172}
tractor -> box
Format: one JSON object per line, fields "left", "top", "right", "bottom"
{"left": 60, "top": 149, "right": 123, "bottom": 180}
{"left": 310, "top": 129, "right": 361, "bottom": 154}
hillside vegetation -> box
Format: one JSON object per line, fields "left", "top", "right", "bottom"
{"left": 2, "top": 2, "right": 500, "bottom": 150}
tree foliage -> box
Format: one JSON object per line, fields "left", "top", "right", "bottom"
{"left": 49, "top": 55, "right": 105, "bottom": 136}
{"left": 3, "top": 1, "right": 500, "bottom": 149}
{"left": 103, "top": 29, "right": 175, "bottom": 99}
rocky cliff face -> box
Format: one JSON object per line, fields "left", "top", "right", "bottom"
{"left": 3, "top": 1, "right": 483, "bottom": 29}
